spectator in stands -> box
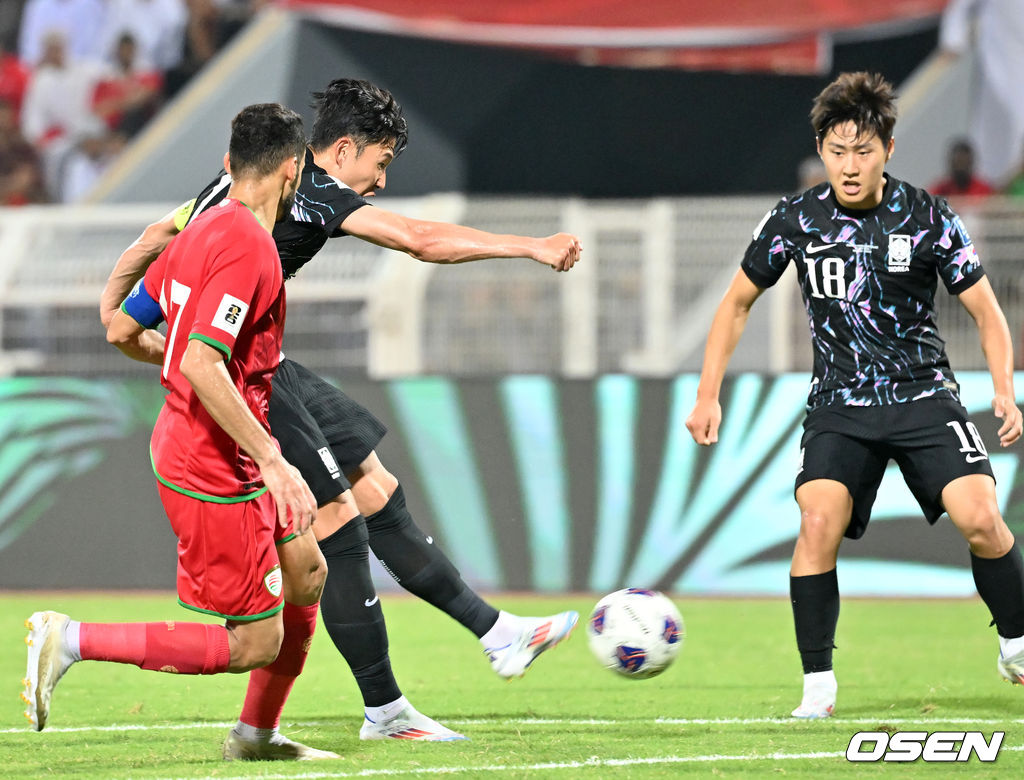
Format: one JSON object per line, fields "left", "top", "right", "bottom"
{"left": 18, "top": 0, "right": 106, "bottom": 66}
{"left": 0, "top": 98, "right": 47, "bottom": 205}
{"left": 93, "top": 33, "right": 164, "bottom": 137}
{"left": 210, "top": 0, "right": 268, "bottom": 43}
{"left": 61, "top": 121, "right": 127, "bottom": 202}
{"left": 96, "top": 0, "right": 188, "bottom": 73}
{"left": 164, "top": 0, "right": 264, "bottom": 96}
{"left": 20, "top": 30, "right": 103, "bottom": 196}
{"left": 930, "top": 138, "right": 996, "bottom": 197}
{"left": 940, "top": 0, "right": 1024, "bottom": 186}
{"left": 0, "top": 37, "right": 30, "bottom": 121}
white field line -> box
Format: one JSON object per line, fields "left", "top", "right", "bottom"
{"left": 152, "top": 745, "right": 1024, "bottom": 779}
{"left": 5, "top": 715, "right": 1024, "bottom": 735}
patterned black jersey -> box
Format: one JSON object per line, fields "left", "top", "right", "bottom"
{"left": 741, "top": 175, "right": 985, "bottom": 410}
{"left": 183, "top": 149, "right": 370, "bottom": 278}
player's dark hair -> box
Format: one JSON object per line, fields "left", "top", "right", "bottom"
{"left": 228, "top": 103, "right": 306, "bottom": 178}
{"left": 810, "top": 72, "right": 897, "bottom": 145}
{"left": 309, "top": 78, "right": 408, "bottom": 156}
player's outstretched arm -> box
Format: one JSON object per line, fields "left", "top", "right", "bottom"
{"left": 958, "top": 276, "right": 1023, "bottom": 446}
{"left": 100, "top": 208, "right": 181, "bottom": 328}
{"left": 179, "top": 340, "right": 317, "bottom": 532}
{"left": 341, "top": 206, "right": 581, "bottom": 271}
{"left": 685, "top": 270, "right": 765, "bottom": 446}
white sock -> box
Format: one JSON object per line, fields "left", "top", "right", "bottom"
{"left": 802, "top": 670, "right": 837, "bottom": 698}
{"left": 64, "top": 620, "right": 82, "bottom": 662}
{"left": 480, "top": 611, "right": 520, "bottom": 649}
{"left": 233, "top": 721, "right": 277, "bottom": 742}
{"left": 999, "top": 634, "right": 1024, "bottom": 658}
{"left": 365, "top": 695, "right": 409, "bottom": 723}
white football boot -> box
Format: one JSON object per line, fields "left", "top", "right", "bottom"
{"left": 359, "top": 703, "right": 467, "bottom": 741}
{"left": 22, "top": 611, "right": 76, "bottom": 731}
{"left": 998, "top": 647, "right": 1024, "bottom": 686}
{"left": 222, "top": 729, "right": 340, "bottom": 760}
{"left": 485, "top": 610, "right": 579, "bottom": 679}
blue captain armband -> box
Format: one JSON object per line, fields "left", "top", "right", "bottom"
{"left": 120, "top": 278, "right": 164, "bottom": 328}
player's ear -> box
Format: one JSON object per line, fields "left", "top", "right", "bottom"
{"left": 282, "top": 154, "right": 299, "bottom": 186}
{"left": 223, "top": 152, "right": 231, "bottom": 175}
{"left": 335, "top": 136, "right": 355, "bottom": 164}
{"left": 885, "top": 136, "right": 895, "bottom": 162}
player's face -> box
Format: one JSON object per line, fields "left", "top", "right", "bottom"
{"left": 343, "top": 142, "right": 395, "bottom": 197}
{"left": 817, "top": 121, "right": 893, "bottom": 209}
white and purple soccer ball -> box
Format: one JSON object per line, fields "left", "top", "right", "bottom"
{"left": 586, "top": 588, "right": 684, "bottom": 679}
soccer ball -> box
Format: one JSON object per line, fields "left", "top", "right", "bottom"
{"left": 586, "top": 588, "right": 684, "bottom": 679}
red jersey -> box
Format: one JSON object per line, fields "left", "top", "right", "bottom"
{"left": 929, "top": 177, "right": 995, "bottom": 197}
{"left": 143, "top": 199, "right": 285, "bottom": 500}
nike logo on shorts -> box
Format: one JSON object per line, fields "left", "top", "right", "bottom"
{"left": 965, "top": 454, "right": 988, "bottom": 463}
{"left": 426, "top": 536, "right": 433, "bottom": 544}
{"left": 364, "top": 595, "right": 379, "bottom": 607}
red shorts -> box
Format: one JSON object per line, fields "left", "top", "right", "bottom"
{"left": 157, "top": 484, "right": 294, "bottom": 621}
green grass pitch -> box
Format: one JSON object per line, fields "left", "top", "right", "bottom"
{"left": 2, "top": 592, "right": 1022, "bottom": 777}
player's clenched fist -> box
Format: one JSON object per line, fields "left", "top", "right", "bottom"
{"left": 685, "top": 399, "right": 722, "bottom": 446}
{"left": 535, "top": 233, "right": 582, "bottom": 272}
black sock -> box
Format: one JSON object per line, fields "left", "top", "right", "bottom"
{"left": 366, "top": 484, "right": 499, "bottom": 638}
{"left": 791, "top": 569, "right": 839, "bottom": 674}
{"left": 317, "top": 516, "right": 402, "bottom": 707}
{"left": 972, "top": 542, "right": 1024, "bottom": 638}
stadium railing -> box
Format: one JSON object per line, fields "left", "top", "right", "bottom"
{"left": 1, "top": 195, "right": 1021, "bottom": 379}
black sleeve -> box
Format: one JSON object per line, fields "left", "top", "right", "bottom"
{"left": 739, "top": 198, "right": 792, "bottom": 289}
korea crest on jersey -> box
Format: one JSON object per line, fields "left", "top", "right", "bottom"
{"left": 887, "top": 234, "right": 912, "bottom": 272}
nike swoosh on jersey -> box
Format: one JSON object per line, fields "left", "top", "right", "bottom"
{"left": 426, "top": 536, "right": 433, "bottom": 544}
{"left": 806, "top": 243, "right": 838, "bottom": 254}
{"left": 364, "top": 595, "right": 379, "bottom": 607}
{"left": 965, "top": 454, "right": 988, "bottom": 463}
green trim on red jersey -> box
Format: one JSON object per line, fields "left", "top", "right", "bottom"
{"left": 177, "top": 598, "right": 284, "bottom": 622}
{"left": 150, "top": 448, "right": 268, "bottom": 504}
{"left": 188, "top": 332, "right": 231, "bottom": 359}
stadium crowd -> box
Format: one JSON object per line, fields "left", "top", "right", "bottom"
{"left": 0, "top": 0, "right": 266, "bottom": 205}
{"left": 2, "top": 0, "right": 1024, "bottom": 207}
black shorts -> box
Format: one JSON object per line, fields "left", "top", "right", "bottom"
{"left": 269, "top": 358, "right": 387, "bottom": 506}
{"left": 795, "top": 399, "right": 995, "bottom": 540}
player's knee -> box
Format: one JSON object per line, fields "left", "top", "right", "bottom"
{"left": 314, "top": 494, "right": 360, "bottom": 538}
{"left": 957, "top": 499, "right": 1004, "bottom": 547}
{"left": 349, "top": 474, "right": 397, "bottom": 504}
{"left": 234, "top": 626, "right": 284, "bottom": 670}
{"left": 283, "top": 541, "right": 328, "bottom": 604}
{"left": 306, "top": 546, "right": 328, "bottom": 595}
{"left": 344, "top": 450, "right": 395, "bottom": 491}
{"left": 798, "top": 507, "right": 842, "bottom": 543}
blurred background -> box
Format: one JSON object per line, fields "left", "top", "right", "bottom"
{"left": 1, "top": 0, "right": 1023, "bottom": 597}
